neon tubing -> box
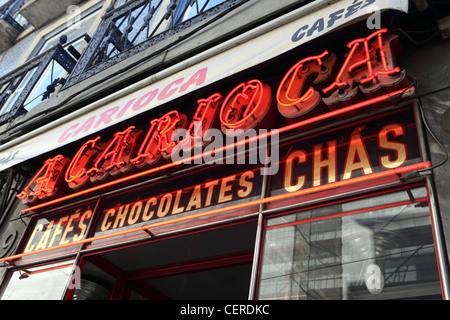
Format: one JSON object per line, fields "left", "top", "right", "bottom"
{"left": 21, "top": 263, "right": 74, "bottom": 276}
{"left": 20, "top": 86, "right": 415, "bottom": 214}
{"left": 2, "top": 160, "right": 430, "bottom": 264}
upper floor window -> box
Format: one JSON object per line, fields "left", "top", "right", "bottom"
{"left": 176, "top": 0, "right": 226, "bottom": 23}
{"left": 63, "top": 0, "right": 239, "bottom": 88}
{"left": 0, "top": 0, "right": 31, "bottom": 53}
{"left": 19, "top": 4, "right": 102, "bottom": 112}
{"left": 33, "top": 4, "right": 101, "bottom": 56}
{"left": 89, "top": 0, "right": 228, "bottom": 65}
{"left": 0, "top": 2, "right": 103, "bottom": 124}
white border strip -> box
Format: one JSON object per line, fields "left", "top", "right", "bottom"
{"left": 0, "top": 0, "right": 408, "bottom": 171}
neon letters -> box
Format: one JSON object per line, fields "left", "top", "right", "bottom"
{"left": 18, "top": 29, "right": 409, "bottom": 207}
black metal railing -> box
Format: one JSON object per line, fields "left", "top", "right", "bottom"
{"left": 0, "top": 0, "right": 28, "bottom": 30}
{"left": 0, "top": 0, "right": 30, "bottom": 52}
{"left": 63, "top": 0, "right": 245, "bottom": 88}
{"left": 0, "top": 43, "right": 77, "bottom": 125}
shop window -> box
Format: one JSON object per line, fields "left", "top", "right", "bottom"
{"left": 0, "top": 260, "right": 75, "bottom": 300}
{"left": 68, "top": 220, "right": 257, "bottom": 300}
{"left": 257, "top": 186, "right": 443, "bottom": 300}
{"left": 72, "top": 261, "right": 114, "bottom": 300}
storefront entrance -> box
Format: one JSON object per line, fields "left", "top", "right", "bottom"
{"left": 73, "top": 220, "right": 257, "bottom": 300}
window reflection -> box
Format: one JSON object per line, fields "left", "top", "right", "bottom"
{"left": 36, "top": 6, "right": 100, "bottom": 55}
{"left": 258, "top": 187, "right": 442, "bottom": 300}
{"left": 177, "top": 0, "right": 226, "bottom": 22}
{"left": 0, "top": 67, "right": 38, "bottom": 115}
{"left": 23, "top": 60, "right": 67, "bottom": 112}
{"left": 0, "top": 261, "right": 75, "bottom": 300}
{"left": 19, "top": 4, "right": 103, "bottom": 111}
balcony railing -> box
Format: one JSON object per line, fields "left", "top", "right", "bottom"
{"left": 63, "top": 0, "right": 245, "bottom": 88}
{"left": 0, "top": 0, "right": 30, "bottom": 52}
{"left": 0, "top": 43, "right": 77, "bottom": 125}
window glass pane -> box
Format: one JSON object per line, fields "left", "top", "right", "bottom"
{"left": 0, "top": 67, "right": 38, "bottom": 115}
{"left": 37, "top": 4, "right": 102, "bottom": 55}
{"left": 0, "top": 81, "right": 10, "bottom": 94}
{"left": 23, "top": 60, "right": 66, "bottom": 112}
{"left": 180, "top": 0, "right": 226, "bottom": 22}
{"left": 102, "top": 0, "right": 167, "bottom": 60}
{"left": 258, "top": 187, "right": 443, "bottom": 300}
{"left": 13, "top": 12, "right": 29, "bottom": 29}
{"left": 0, "top": 261, "right": 74, "bottom": 300}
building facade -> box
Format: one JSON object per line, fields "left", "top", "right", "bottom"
{"left": 0, "top": 0, "right": 449, "bottom": 300}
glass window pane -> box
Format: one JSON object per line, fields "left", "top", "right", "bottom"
{"left": 23, "top": 60, "right": 67, "bottom": 112}
{"left": 258, "top": 187, "right": 443, "bottom": 300}
{"left": 0, "top": 261, "right": 74, "bottom": 300}
{"left": 180, "top": 0, "right": 226, "bottom": 22}
{"left": 0, "top": 67, "right": 38, "bottom": 115}
{"left": 38, "top": 5, "right": 101, "bottom": 55}
{"left": 13, "top": 12, "right": 29, "bottom": 28}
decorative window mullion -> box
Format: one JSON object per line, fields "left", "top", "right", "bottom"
{"left": 0, "top": 50, "right": 53, "bottom": 122}
{"left": 0, "top": 44, "right": 78, "bottom": 124}
{"left": 63, "top": 0, "right": 244, "bottom": 89}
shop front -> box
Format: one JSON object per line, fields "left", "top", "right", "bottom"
{"left": 0, "top": 3, "right": 448, "bottom": 300}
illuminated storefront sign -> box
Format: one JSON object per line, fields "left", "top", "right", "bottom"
{"left": 270, "top": 108, "right": 420, "bottom": 201}
{"left": 94, "top": 165, "right": 262, "bottom": 238}
{"left": 18, "top": 107, "right": 421, "bottom": 256}
{"left": 22, "top": 201, "right": 96, "bottom": 255}
{"left": 18, "top": 29, "right": 411, "bottom": 211}
{"left": 19, "top": 149, "right": 264, "bottom": 254}
{"left": 0, "top": 0, "right": 409, "bottom": 173}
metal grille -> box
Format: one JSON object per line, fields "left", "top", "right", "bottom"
{"left": 63, "top": 0, "right": 245, "bottom": 88}
{"left": 0, "top": 0, "right": 29, "bottom": 33}
{"left": 0, "top": 44, "right": 77, "bottom": 125}
{"left": 0, "top": 169, "right": 27, "bottom": 225}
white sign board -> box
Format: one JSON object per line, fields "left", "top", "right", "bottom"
{"left": 0, "top": 0, "right": 408, "bottom": 171}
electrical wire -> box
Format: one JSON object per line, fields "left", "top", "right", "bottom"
{"left": 385, "top": 73, "right": 449, "bottom": 173}
{"left": 417, "top": 96, "right": 449, "bottom": 171}
{"left": 404, "top": 73, "right": 450, "bottom": 172}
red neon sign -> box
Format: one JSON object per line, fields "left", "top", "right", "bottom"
{"left": 220, "top": 79, "right": 273, "bottom": 132}
{"left": 131, "top": 110, "right": 188, "bottom": 168}
{"left": 86, "top": 126, "right": 140, "bottom": 183}
{"left": 65, "top": 137, "right": 101, "bottom": 190}
{"left": 18, "top": 29, "right": 412, "bottom": 208}
{"left": 4, "top": 161, "right": 431, "bottom": 265}
{"left": 277, "top": 50, "right": 337, "bottom": 124}
{"left": 322, "top": 28, "right": 409, "bottom": 109}
{"left": 18, "top": 155, "right": 69, "bottom": 206}
{"left": 323, "top": 29, "right": 400, "bottom": 94}
{"left": 178, "top": 93, "right": 223, "bottom": 150}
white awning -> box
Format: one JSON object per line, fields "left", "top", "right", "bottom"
{"left": 0, "top": 0, "right": 409, "bottom": 171}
